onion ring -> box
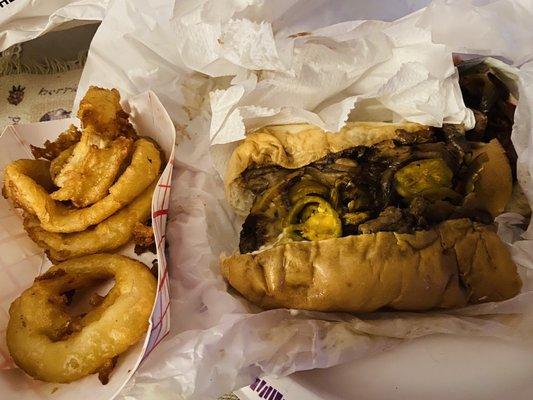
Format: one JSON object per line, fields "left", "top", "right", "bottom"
{"left": 2, "top": 159, "right": 55, "bottom": 198}
{"left": 50, "top": 125, "right": 135, "bottom": 207}
{"left": 6, "top": 254, "right": 156, "bottom": 383}
{"left": 24, "top": 180, "right": 156, "bottom": 262}
{"left": 3, "top": 138, "right": 161, "bottom": 233}
{"left": 77, "top": 86, "right": 137, "bottom": 139}
{"left": 50, "top": 145, "right": 75, "bottom": 184}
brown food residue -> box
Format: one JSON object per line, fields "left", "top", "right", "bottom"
{"left": 288, "top": 31, "right": 311, "bottom": 38}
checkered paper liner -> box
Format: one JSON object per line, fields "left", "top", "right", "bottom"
{"left": 0, "top": 91, "right": 175, "bottom": 400}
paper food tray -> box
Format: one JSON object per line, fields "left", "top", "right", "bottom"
{"left": 0, "top": 90, "right": 175, "bottom": 400}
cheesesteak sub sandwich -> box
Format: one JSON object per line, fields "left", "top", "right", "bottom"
{"left": 220, "top": 122, "right": 523, "bottom": 312}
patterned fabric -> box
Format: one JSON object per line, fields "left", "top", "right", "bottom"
{"left": 0, "top": 69, "right": 82, "bottom": 128}
{"left": 0, "top": 44, "right": 84, "bottom": 130}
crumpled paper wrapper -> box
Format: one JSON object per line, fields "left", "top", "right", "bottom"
{"left": 0, "top": 0, "right": 108, "bottom": 52}
{"left": 0, "top": 91, "right": 175, "bottom": 400}
{"left": 74, "top": 0, "right": 533, "bottom": 399}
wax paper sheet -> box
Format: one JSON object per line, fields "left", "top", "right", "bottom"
{"left": 74, "top": 0, "right": 533, "bottom": 399}
{"left": 0, "top": 0, "right": 108, "bottom": 52}
{"left": 0, "top": 91, "right": 175, "bottom": 400}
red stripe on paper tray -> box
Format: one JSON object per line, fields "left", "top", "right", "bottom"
{"left": 142, "top": 330, "right": 170, "bottom": 362}
{"left": 153, "top": 208, "right": 168, "bottom": 218}
{"left": 157, "top": 234, "right": 166, "bottom": 249}
{"left": 151, "top": 300, "right": 171, "bottom": 334}
{"left": 159, "top": 268, "right": 168, "bottom": 290}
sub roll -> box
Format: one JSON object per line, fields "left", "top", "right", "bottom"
{"left": 220, "top": 122, "right": 522, "bottom": 312}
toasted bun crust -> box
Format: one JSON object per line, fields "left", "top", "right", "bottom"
{"left": 221, "top": 219, "right": 521, "bottom": 312}
{"left": 225, "top": 122, "right": 430, "bottom": 215}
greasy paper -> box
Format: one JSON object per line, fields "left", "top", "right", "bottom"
{"left": 0, "top": 91, "right": 175, "bottom": 400}
{"left": 73, "top": 1, "right": 533, "bottom": 399}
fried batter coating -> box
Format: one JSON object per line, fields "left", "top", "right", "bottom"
{"left": 51, "top": 125, "right": 134, "bottom": 207}
{"left": 30, "top": 125, "right": 81, "bottom": 161}
{"left": 132, "top": 222, "right": 154, "bottom": 247}
{"left": 24, "top": 181, "right": 155, "bottom": 262}
{"left": 98, "top": 357, "right": 118, "bottom": 385}
{"left": 77, "top": 86, "right": 136, "bottom": 139}
{"left": 50, "top": 87, "right": 139, "bottom": 207}
{"left": 49, "top": 145, "right": 75, "bottom": 184}
{"left": 132, "top": 222, "right": 156, "bottom": 255}
{"left": 3, "top": 138, "right": 161, "bottom": 233}
{"left": 6, "top": 254, "right": 156, "bottom": 383}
